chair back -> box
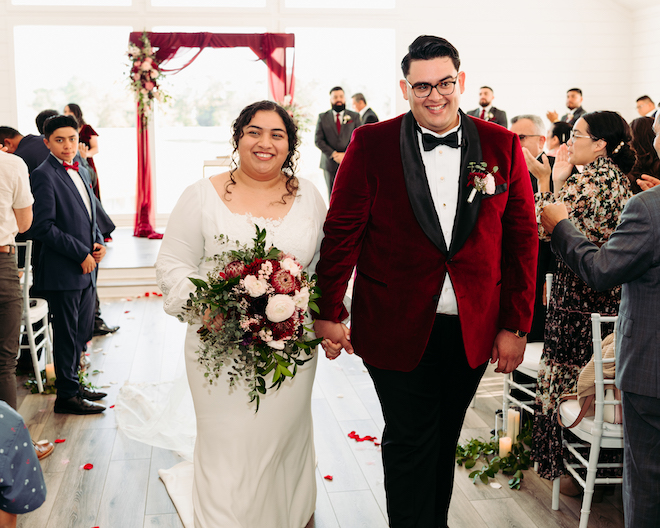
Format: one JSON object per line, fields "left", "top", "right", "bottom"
{"left": 14, "top": 241, "right": 32, "bottom": 307}
{"left": 590, "top": 313, "right": 619, "bottom": 428}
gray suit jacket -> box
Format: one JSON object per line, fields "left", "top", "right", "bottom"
{"left": 560, "top": 106, "right": 586, "bottom": 126}
{"left": 466, "top": 106, "right": 507, "bottom": 128}
{"left": 314, "top": 109, "right": 360, "bottom": 175}
{"left": 551, "top": 186, "right": 660, "bottom": 398}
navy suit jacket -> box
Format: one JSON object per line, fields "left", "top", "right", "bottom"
{"left": 14, "top": 135, "right": 50, "bottom": 174}
{"left": 551, "top": 186, "right": 660, "bottom": 398}
{"left": 29, "top": 154, "right": 103, "bottom": 291}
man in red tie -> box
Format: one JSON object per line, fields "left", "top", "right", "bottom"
{"left": 29, "top": 115, "right": 107, "bottom": 415}
{"left": 314, "top": 86, "right": 360, "bottom": 197}
{"left": 466, "top": 86, "right": 508, "bottom": 127}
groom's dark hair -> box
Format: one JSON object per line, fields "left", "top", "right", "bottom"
{"left": 401, "top": 35, "right": 460, "bottom": 76}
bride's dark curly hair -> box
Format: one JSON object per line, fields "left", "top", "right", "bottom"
{"left": 226, "top": 100, "right": 300, "bottom": 203}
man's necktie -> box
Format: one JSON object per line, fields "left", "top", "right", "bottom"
{"left": 336, "top": 113, "right": 341, "bottom": 134}
{"left": 420, "top": 129, "right": 461, "bottom": 151}
{"left": 479, "top": 109, "right": 486, "bottom": 120}
{"left": 63, "top": 161, "right": 80, "bottom": 172}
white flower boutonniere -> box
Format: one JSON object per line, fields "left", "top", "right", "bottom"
{"left": 487, "top": 112, "right": 495, "bottom": 121}
{"left": 467, "top": 162, "right": 499, "bottom": 203}
{"left": 342, "top": 114, "right": 352, "bottom": 124}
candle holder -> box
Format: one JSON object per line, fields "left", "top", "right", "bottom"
{"left": 506, "top": 406, "right": 521, "bottom": 442}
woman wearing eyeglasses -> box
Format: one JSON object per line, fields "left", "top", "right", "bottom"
{"left": 532, "top": 111, "right": 634, "bottom": 489}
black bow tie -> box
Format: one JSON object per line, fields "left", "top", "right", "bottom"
{"left": 419, "top": 128, "right": 461, "bottom": 151}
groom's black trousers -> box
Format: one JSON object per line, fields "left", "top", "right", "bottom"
{"left": 366, "top": 314, "right": 487, "bottom": 528}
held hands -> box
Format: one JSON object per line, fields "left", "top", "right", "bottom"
{"left": 540, "top": 203, "right": 569, "bottom": 235}
{"left": 638, "top": 174, "right": 660, "bottom": 191}
{"left": 314, "top": 319, "right": 352, "bottom": 360}
{"left": 551, "top": 144, "right": 573, "bottom": 194}
{"left": 522, "top": 148, "right": 552, "bottom": 184}
{"left": 490, "top": 329, "right": 526, "bottom": 374}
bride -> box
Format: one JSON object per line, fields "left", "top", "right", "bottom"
{"left": 151, "top": 101, "right": 329, "bottom": 527}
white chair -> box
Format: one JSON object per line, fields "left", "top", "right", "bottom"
{"left": 501, "top": 273, "right": 553, "bottom": 418}
{"left": 551, "top": 313, "right": 623, "bottom": 528}
{"left": 15, "top": 241, "right": 53, "bottom": 393}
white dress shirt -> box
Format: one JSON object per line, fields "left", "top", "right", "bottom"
{"left": 52, "top": 154, "right": 92, "bottom": 220}
{"left": 417, "top": 118, "right": 462, "bottom": 315}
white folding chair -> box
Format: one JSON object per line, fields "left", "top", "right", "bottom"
{"left": 15, "top": 241, "right": 53, "bottom": 393}
{"left": 551, "top": 313, "right": 623, "bottom": 528}
{"left": 501, "top": 273, "right": 553, "bottom": 419}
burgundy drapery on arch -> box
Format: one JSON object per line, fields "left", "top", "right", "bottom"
{"left": 128, "top": 31, "right": 296, "bottom": 238}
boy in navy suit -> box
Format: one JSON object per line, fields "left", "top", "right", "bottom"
{"left": 30, "top": 115, "right": 107, "bottom": 414}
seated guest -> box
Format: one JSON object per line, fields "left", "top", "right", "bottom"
{"left": 532, "top": 111, "right": 634, "bottom": 487}
{"left": 546, "top": 121, "right": 572, "bottom": 156}
{"left": 0, "top": 400, "right": 47, "bottom": 526}
{"left": 0, "top": 127, "right": 48, "bottom": 174}
{"left": 510, "top": 114, "right": 555, "bottom": 342}
{"left": 29, "top": 115, "right": 108, "bottom": 415}
{"left": 627, "top": 116, "right": 660, "bottom": 194}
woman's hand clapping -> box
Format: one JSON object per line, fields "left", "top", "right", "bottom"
{"left": 551, "top": 143, "right": 573, "bottom": 196}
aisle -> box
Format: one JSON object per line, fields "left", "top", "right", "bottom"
{"left": 16, "top": 296, "right": 624, "bottom": 528}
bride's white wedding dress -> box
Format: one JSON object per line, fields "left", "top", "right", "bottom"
{"left": 117, "top": 177, "right": 326, "bottom": 528}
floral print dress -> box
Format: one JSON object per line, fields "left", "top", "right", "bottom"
{"left": 532, "top": 156, "right": 631, "bottom": 480}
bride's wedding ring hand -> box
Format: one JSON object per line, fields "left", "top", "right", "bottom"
{"left": 321, "top": 339, "right": 343, "bottom": 360}
{"left": 314, "top": 320, "right": 353, "bottom": 359}
{"left": 203, "top": 308, "right": 224, "bottom": 332}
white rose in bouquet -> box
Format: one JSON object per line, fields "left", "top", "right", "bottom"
{"left": 265, "top": 294, "right": 296, "bottom": 323}
{"left": 244, "top": 275, "right": 268, "bottom": 297}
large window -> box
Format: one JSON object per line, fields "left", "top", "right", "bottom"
{"left": 14, "top": 25, "right": 136, "bottom": 214}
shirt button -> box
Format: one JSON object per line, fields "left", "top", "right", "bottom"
{"left": 440, "top": 176, "right": 445, "bottom": 181}
{"left": 442, "top": 203, "right": 447, "bottom": 208}
{"left": 437, "top": 149, "right": 443, "bottom": 155}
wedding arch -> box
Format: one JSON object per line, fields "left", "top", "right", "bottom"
{"left": 127, "top": 31, "right": 295, "bottom": 238}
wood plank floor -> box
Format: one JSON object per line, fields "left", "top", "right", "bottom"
{"left": 16, "top": 296, "right": 624, "bottom": 528}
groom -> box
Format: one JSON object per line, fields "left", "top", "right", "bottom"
{"left": 314, "top": 35, "right": 537, "bottom": 527}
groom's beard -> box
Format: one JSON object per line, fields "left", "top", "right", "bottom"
{"left": 332, "top": 103, "right": 346, "bottom": 113}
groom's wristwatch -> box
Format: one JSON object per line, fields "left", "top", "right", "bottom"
{"left": 504, "top": 328, "right": 528, "bottom": 338}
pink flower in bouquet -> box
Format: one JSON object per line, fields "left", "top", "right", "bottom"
{"left": 134, "top": 60, "right": 142, "bottom": 68}
{"left": 217, "top": 271, "right": 227, "bottom": 280}
{"left": 270, "top": 269, "right": 296, "bottom": 294}
{"left": 141, "top": 62, "right": 153, "bottom": 71}
{"left": 150, "top": 70, "right": 158, "bottom": 79}
{"left": 280, "top": 257, "right": 302, "bottom": 278}
{"left": 225, "top": 260, "right": 246, "bottom": 278}
{"left": 265, "top": 294, "right": 296, "bottom": 323}
{"left": 144, "top": 81, "right": 155, "bottom": 91}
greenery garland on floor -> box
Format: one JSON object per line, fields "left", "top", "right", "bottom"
{"left": 24, "top": 368, "right": 97, "bottom": 395}
{"left": 455, "top": 417, "right": 533, "bottom": 490}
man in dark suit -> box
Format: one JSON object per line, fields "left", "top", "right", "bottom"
{"left": 29, "top": 115, "right": 107, "bottom": 415}
{"left": 0, "top": 127, "right": 50, "bottom": 174}
{"left": 351, "top": 92, "right": 379, "bottom": 125}
{"left": 510, "top": 114, "right": 556, "bottom": 343}
{"left": 314, "top": 36, "right": 538, "bottom": 528}
{"left": 546, "top": 88, "right": 586, "bottom": 125}
{"left": 541, "top": 109, "right": 660, "bottom": 525}
{"left": 314, "top": 86, "right": 360, "bottom": 197}
{"left": 466, "top": 86, "right": 508, "bottom": 127}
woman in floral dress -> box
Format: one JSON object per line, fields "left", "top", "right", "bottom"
{"left": 532, "top": 111, "right": 635, "bottom": 481}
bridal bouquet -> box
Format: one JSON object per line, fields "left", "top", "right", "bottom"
{"left": 184, "top": 226, "right": 322, "bottom": 410}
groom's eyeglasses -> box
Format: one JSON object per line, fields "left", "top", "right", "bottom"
{"left": 405, "top": 78, "right": 458, "bottom": 98}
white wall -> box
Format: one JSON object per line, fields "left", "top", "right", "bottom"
{"left": 632, "top": 4, "right": 660, "bottom": 108}
{"left": 0, "top": 0, "right": 644, "bottom": 131}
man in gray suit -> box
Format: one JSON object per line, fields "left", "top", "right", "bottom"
{"left": 541, "top": 112, "right": 660, "bottom": 527}
{"left": 351, "top": 93, "right": 379, "bottom": 125}
{"left": 314, "top": 86, "right": 360, "bottom": 197}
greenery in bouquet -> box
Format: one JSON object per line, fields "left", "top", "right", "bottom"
{"left": 127, "top": 31, "right": 170, "bottom": 124}
{"left": 184, "top": 225, "right": 322, "bottom": 410}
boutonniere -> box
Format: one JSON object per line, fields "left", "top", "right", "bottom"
{"left": 342, "top": 114, "right": 352, "bottom": 124}
{"left": 487, "top": 112, "right": 495, "bottom": 121}
{"left": 467, "top": 161, "right": 499, "bottom": 203}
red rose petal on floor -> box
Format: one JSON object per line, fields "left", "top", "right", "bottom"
{"left": 54, "top": 439, "right": 66, "bottom": 443}
{"left": 109, "top": 405, "right": 115, "bottom": 409}
{"left": 152, "top": 292, "right": 158, "bottom": 295}
{"left": 145, "top": 292, "right": 150, "bottom": 297}
{"left": 157, "top": 293, "right": 163, "bottom": 297}
{"left": 348, "top": 430, "right": 379, "bottom": 444}
{"left": 83, "top": 463, "right": 94, "bottom": 470}
{"left": 85, "top": 353, "right": 90, "bottom": 356}
{"left": 124, "top": 310, "right": 130, "bottom": 313}
{"left": 323, "top": 475, "right": 333, "bottom": 481}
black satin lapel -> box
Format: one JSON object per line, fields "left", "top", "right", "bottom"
{"left": 400, "top": 111, "right": 447, "bottom": 253}
{"left": 448, "top": 111, "right": 483, "bottom": 259}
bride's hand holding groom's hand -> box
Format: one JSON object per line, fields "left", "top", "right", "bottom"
{"left": 490, "top": 329, "right": 526, "bottom": 374}
{"left": 314, "top": 320, "right": 352, "bottom": 360}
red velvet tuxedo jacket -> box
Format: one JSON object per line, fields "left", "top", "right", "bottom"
{"left": 315, "top": 111, "right": 538, "bottom": 371}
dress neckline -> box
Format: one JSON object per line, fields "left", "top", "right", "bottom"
{"left": 203, "top": 177, "right": 301, "bottom": 223}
